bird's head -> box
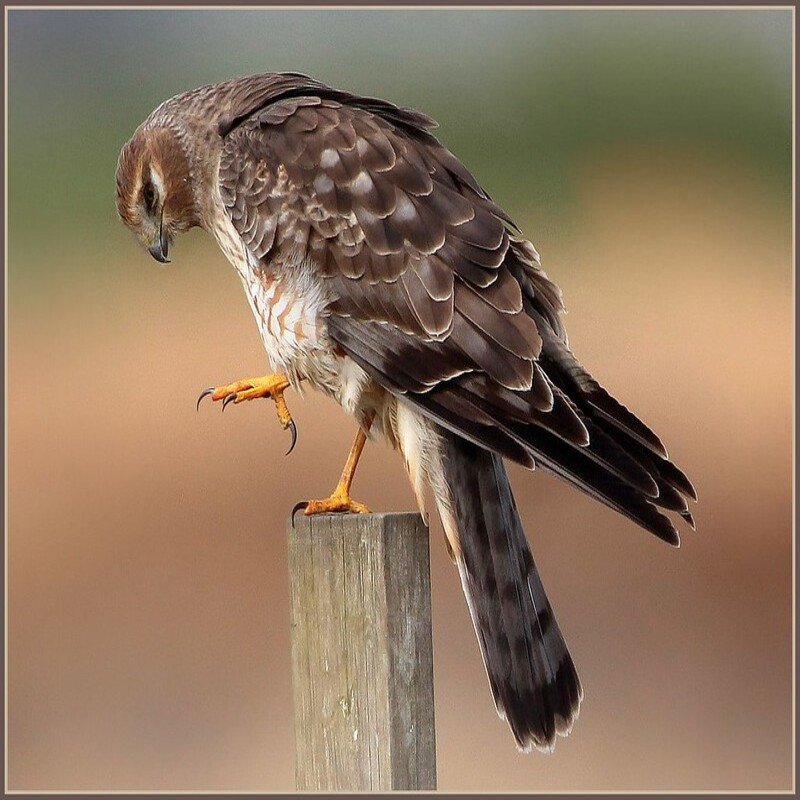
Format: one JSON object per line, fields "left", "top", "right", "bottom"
{"left": 115, "top": 126, "right": 199, "bottom": 263}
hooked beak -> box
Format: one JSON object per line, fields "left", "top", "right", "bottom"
{"left": 148, "top": 218, "right": 170, "bottom": 263}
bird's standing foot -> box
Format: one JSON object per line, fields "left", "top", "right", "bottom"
{"left": 292, "top": 426, "right": 371, "bottom": 521}
{"left": 197, "top": 373, "right": 297, "bottom": 454}
{"left": 295, "top": 489, "right": 371, "bottom": 518}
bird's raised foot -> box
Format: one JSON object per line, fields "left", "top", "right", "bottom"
{"left": 197, "top": 373, "right": 297, "bottom": 454}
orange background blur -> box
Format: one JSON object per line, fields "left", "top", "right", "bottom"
{"left": 7, "top": 8, "right": 793, "bottom": 792}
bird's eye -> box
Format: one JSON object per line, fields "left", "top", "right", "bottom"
{"left": 142, "top": 181, "right": 157, "bottom": 212}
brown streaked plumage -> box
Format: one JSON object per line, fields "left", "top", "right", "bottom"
{"left": 115, "top": 72, "right": 696, "bottom": 752}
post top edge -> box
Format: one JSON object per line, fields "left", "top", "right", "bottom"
{"left": 290, "top": 510, "right": 424, "bottom": 522}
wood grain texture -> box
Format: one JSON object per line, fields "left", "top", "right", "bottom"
{"left": 287, "top": 512, "right": 436, "bottom": 791}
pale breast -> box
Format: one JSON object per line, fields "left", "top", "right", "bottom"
{"left": 209, "top": 194, "right": 370, "bottom": 409}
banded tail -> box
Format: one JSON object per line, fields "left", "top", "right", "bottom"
{"left": 439, "top": 431, "right": 582, "bottom": 752}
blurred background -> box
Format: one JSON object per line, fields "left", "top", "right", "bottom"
{"left": 7, "top": 8, "right": 793, "bottom": 792}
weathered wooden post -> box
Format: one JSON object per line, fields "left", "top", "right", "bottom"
{"left": 287, "top": 512, "right": 437, "bottom": 791}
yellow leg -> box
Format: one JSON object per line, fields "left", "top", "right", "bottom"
{"left": 197, "top": 373, "right": 297, "bottom": 453}
{"left": 301, "top": 425, "right": 371, "bottom": 516}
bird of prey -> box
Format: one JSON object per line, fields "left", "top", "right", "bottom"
{"left": 115, "top": 72, "right": 696, "bottom": 752}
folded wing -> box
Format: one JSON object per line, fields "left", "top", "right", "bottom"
{"left": 216, "top": 83, "right": 696, "bottom": 544}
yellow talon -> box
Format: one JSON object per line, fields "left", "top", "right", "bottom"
{"left": 197, "top": 373, "right": 297, "bottom": 454}
{"left": 304, "top": 490, "right": 371, "bottom": 516}
{"left": 208, "top": 374, "right": 289, "bottom": 403}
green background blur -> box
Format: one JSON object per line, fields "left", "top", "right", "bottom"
{"left": 7, "top": 8, "right": 793, "bottom": 792}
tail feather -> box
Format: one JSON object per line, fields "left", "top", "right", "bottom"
{"left": 439, "top": 430, "right": 582, "bottom": 751}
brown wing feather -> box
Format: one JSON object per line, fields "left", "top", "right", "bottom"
{"left": 217, "top": 85, "right": 695, "bottom": 542}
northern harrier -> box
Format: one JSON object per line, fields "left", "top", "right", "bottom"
{"left": 115, "top": 73, "right": 696, "bottom": 752}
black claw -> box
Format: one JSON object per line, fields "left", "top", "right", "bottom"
{"left": 196, "top": 387, "right": 214, "bottom": 412}
{"left": 285, "top": 419, "right": 298, "bottom": 456}
{"left": 291, "top": 501, "right": 308, "bottom": 527}
{"left": 222, "top": 394, "right": 237, "bottom": 412}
